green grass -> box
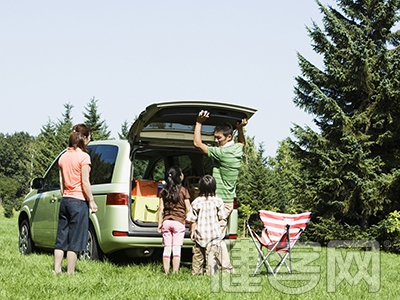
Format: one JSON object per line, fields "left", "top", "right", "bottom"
{"left": 1, "top": 207, "right": 399, "bottom": 300}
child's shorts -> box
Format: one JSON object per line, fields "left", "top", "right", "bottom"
{"left": 162, "top": 219, "right": 185, "bottom": 246}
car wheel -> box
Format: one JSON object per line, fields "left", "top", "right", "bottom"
{"left": 19, "top": 219, "right": 35, "bottom": 255}
{"left": 80, "top": 223, "right": 103, "bottom": 261}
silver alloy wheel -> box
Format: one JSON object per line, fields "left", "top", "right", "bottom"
{"left": 19, "top": 219, "right": 33, "bottom": 255}
{"left": 80, "top": 229, "right": 93, "bottom": 260}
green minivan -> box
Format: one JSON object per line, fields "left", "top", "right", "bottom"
{"left": 18, "top": 101, "right": 257, "bottom": 260}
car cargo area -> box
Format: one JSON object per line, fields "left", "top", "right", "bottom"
{"left": 131, "top": 179, "right": 160, "bottom": 223}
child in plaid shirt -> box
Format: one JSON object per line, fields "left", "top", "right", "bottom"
{"left": 186, "top": 175, "right": 228, "bottom": 275}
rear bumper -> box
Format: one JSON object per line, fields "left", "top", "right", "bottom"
{"left": 96, "top": 208, "right": 238, "bottom": 254}
{"left": 101, "top": 232, "right": 237, "bottom": 253}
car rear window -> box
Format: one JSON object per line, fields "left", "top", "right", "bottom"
{"left": 144, "top": 122, "right": 215, "bottom": 134}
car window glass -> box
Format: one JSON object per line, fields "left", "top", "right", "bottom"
{"left": 133, "top": 154, "right": 214, "bottom": 182}
{"left": 203, "top": 155, "right": 213, "bottom": 175}
{"left": 152, "top": 159, "right": 165, "bottom": 181}
{"left": 43, "top": 159, "right": 60, "bottom": 191}
{"left": 145, "top": 122, "right": 215, "bottom": 134}
{"left": 133, "top": 158, "right": 149, "bottom": 179}
{"left": 172, "top": 155, "right": 192, "bottom": 177}
{"left": 89, "top": 145, "right": 118, "bottom": 185}
{"left": 174, "top": 154, "right": 213, "bottom": 178}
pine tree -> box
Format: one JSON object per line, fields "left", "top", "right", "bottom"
{"left": 118, "top": 120, "right": 130, "bottom": 140}
{"left": 267, "top": 139, "right": 305, "bottom": 213}
{"left": 237, "top": 137, "right": 271, "bottom": 223}
{"left": 34, "top": 103, "right": 75, "bottom": 176}
{"left": 83, "top": 96, "right": 111, "bottom": 140}
{"left": 291, "top": 0, "right": 400, "bottom": 231}
{"left": 34, "top": 120, "right": 61, "bottom": 176}
{"left": 55, "top": 103, "right": 74, "bottom": 148}
{"left": 0, "top": 132, "right": 35, "bottom": 217}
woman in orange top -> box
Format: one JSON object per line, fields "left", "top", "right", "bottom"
{"left": 54, "top": 124, "right": 98, "bottom": 275}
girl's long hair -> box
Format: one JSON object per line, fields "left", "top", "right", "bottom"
{"left": 160, "top": 165, "right": 182, "bottom": 205}
{"left": 69, "top": 123, "right": 91, "bottom": 152}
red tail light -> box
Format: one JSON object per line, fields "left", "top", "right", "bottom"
{"left": 113, "top": 231, "right": 129, "bottom": 236}
{"left": 229, "top": 234, "right": 238, "bottom": 239}
{"left": 233, "top": 197, "right": 237, "bottom": 209}
{"left": 106, "top": 193, "right": 128, "bottom": 205}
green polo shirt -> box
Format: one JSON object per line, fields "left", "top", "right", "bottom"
{"left": 207, "top": 143, "right": 243, "bottom": 203}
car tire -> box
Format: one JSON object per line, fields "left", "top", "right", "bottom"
{"left": 19, "top": 219, "right": 35, "bottom": 255}
{"left": 80, "top": 223, "right": 103, "bottom": 261}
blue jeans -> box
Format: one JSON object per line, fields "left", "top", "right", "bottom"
{"left": 55, "top": 197, "right": 89, "bottom": 252}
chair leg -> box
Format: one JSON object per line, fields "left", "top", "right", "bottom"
{"left": 253, "top": 244, "right": 272, "bottom": 275}
{"left": 254, "top": 252, "right": 274, "bottom": 275}
{"left": 272, "top": 252, "right": 290, "bottom": 276}
{"left": 247, "top": 223, "right": 270, "bottom": 275}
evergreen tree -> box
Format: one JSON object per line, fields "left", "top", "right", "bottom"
{"left": 34, "top": 103, "right": 75, "bottom": 177}
{"left": 55, "top": 102, "right": 74, "bottom": 148}
{"left": 237, "top": 135, "right": 259, "bottom": 210}
{"left": 237, "top": 137, "right": 271, "bottom": 227}
{"left": 0, "top": 177, "right": 20, "bottom": 218}
{"left": 0, "top": 132, "right": 34, "bottom": 217}
{"left": 83, "top": 97, "right": 111, "bottom": 140}
{"left": 267, "top": 139, "right": 304, "bottom": 213}
{"left": 34, "top": 119, "right": 62, "bottom": 176}
{"left": 118, "top": 120, "right": 130, "bottom": 140}
{"left": 290, "top": 0, "right": 400, "bottom": 234}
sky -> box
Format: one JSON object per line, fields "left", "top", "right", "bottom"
{"left": 0, "top": 0, "right": 331, "bottom": 157}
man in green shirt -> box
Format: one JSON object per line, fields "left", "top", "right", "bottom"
{"left": 194, "top": 109, "right": 248, "bottom": 273}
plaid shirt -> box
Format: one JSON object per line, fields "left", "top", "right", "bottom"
{"left": 186, "top": 196, "right": 228, "bottom": 247}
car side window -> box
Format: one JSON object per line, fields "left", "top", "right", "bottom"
{"left": 89, "top": 145, "right": 118, "bottom": 185}
{"left": 43, "top": 158, "right": 61, "bottom": 191}
{"left": 172, "top": 154, "right": 213, "bottom": 178}
{"left": 172, "top": 155, "right": 192, "bottom": 177}
{"left": 203, "top": 155, "right": 213, "bottom": 175}
{"left": 150, "top": 155, "right": 204, "bottom": 180}
{"left": 152, "top": 159, "right": 165, "bottom": 181}
{"left": 133, "top": 158, "right": 149, "bottom": 179}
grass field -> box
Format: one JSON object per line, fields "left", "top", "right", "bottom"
{"left": 1, "top": 207, "right": 399, "bottom": 299}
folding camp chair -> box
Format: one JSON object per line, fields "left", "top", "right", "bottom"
{"left": 246, "top": 210, "right": 312, "bottom": 277}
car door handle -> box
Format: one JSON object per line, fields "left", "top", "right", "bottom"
{"left": 50, "top": 197, "right": 57, "bottom": 203}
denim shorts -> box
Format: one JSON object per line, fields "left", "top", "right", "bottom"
{"left": 54, "top": 197, "right": 89, "bottom": 252}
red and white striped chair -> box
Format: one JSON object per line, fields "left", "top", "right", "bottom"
{"left": 247, "top": 210, "right": 312, "bottom": 276}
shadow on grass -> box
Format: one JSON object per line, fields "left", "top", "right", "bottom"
{"left": 104, "top": 247, "right": 193, "bottom": 267}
